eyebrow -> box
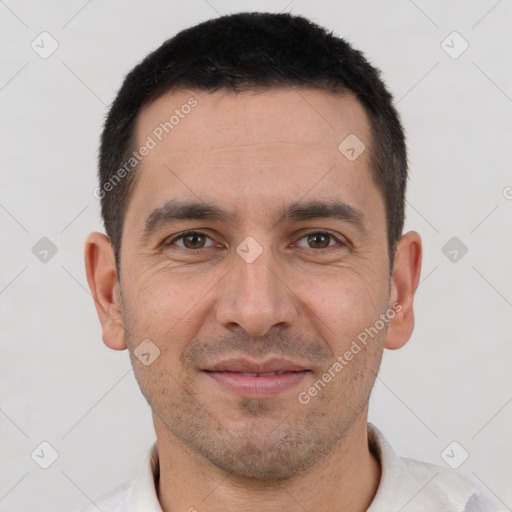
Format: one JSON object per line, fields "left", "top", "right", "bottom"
{"left": 139, "top": 199, "right": 369, "bottom": 243}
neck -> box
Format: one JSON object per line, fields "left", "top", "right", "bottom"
{"left": 154, "top": 410, "right": 381, "bottom": 512}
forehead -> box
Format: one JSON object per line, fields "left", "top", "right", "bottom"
{"left": 136, "top": 87, "right": 370, "bottom": 158}
{"left": 128, "top": 87, "right": 382, "bottom": 230}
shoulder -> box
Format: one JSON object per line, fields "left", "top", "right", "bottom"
{"left": 367, "top": 424, "right": 506, "bottom": 511}
{"left": 399, "top": 456, "right": 503, "bottom": 511}
{"left": 74, "top": 479, "right": 133, "bottom": 512}
{"left": 73, "top": 441, "right": 161, "bottom": 512}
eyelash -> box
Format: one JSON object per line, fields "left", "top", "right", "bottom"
{"left": 164, "top": 230, "right": 346, "bottom": 252}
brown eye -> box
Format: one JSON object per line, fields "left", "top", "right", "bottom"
{"left": 307, "top": 233, "right": 331, "bottom": 248}
{"left": 296, "top": 232, "right": 340, "bottom": 249}
{"left": 166, "top": 231, "right": 215, "bottom": 250}
{"left": 182, "top": 232, "right": 206, "bottom": 249}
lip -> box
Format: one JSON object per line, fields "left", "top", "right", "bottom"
{"left": 202, "top": 357, "right": 310, "bottom": 398}
{"left": 205, "top": 357, "right": 308, "bottom": 374}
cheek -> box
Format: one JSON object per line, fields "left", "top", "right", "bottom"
{"left": 123, "top": 269, "right": 220, "bottom": 344}
{"left": 122, "top": 251, "right": 389, "bottom": 353}
{"left": 298, "top": 269, "right": 387, "bottom": 350}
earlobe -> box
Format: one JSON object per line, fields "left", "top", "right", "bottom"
{"left": 84, "top": 232, "right": 127, "bottom": 351}
{"left": 384, "top": 231, "right": 422, "bottom": 350}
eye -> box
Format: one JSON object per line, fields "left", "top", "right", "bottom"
{"left": 295, "top": 231, "right": 343, "bottom": 249}
{"left": 163, "top": 230, "right": 345, "bottom": 252}
{"left": 166, "top": 231, "right": 216, "bottom": 250}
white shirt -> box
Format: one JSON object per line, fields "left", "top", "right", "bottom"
{"left": 77, "top": 423, "right": 503, "bottom": 511}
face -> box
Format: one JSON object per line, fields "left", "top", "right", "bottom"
{"left": 118, "top": 88, "right": 393, "bottom": 479}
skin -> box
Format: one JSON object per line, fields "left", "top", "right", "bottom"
{"left": 85, "top": 87, "right": 422, "bottom": 512}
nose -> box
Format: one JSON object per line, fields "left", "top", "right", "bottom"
{"left": 214, "top": 246, "right": 298, "bottom": 338}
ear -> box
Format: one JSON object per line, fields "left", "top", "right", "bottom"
{"left": 84, "top": 232, "right": 127, "bottom": 350}
{"left": 385, "top": 231, "right": 422, "bottom": 350}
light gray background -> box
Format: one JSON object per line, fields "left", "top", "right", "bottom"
{"left": 1, "top": 1, "right": 511, "bottom": 511}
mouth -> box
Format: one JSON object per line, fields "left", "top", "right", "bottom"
{"left": 201, "top": 358, "right": 311, "bottom": 398}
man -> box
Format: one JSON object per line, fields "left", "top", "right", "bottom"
{"left": 83, "top": 12, "right": 499, "bottom": 512}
